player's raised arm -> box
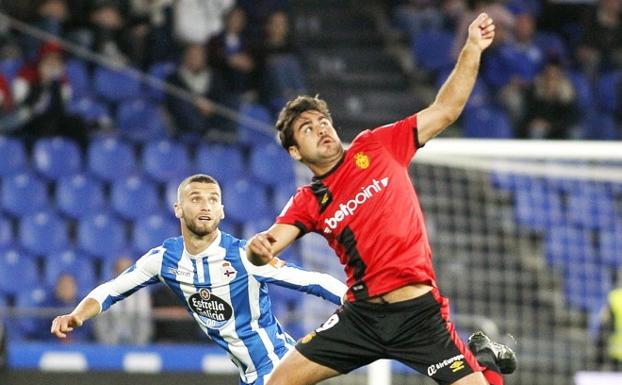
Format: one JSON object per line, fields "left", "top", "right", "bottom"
{"left": 417, "top": 12, "right": 495, "bottom": 145}
{"left": 246, "top": 223, "right": 300, "bottom": 266}
{"left": 50, "top": 297, "right": 100, "bottom": 339}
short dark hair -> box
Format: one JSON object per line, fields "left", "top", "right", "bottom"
{"left": 177, "top": 174, "right": 220, "bottom": 202}
{"left": 275, "top": 95, "right": 332, "bottom": 149}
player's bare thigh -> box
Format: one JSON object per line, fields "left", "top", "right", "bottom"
{"left": 266, "top": 349, "right": 340, "bottom": 385}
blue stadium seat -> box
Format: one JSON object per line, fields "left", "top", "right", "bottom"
{"left": 143, "top": 139, "right": 191, "bottom": 183}
{"left": 514, "top": 178, "right": 564, "bottom": 231}
{"left": 194, "top": 144, "right": 246, "bottom": 182}
{"left": 65, "top": 58, "right": 90, "bottom": 97}
{"left": 116, "top": 99, "right": 168, "bottom": 142}
{"left": 463, "top": 106, "right": 513, "bottom": 138}
{"left": 413, "top": 30, "right": 454, "bottom": 72}
{"left": 595, "top": 71, "right": 620, "bottom": 113}
{"left": 67, "top": 96, "right": 112, "bottom": 125}
{"left": 77, "top": 212, "right": 127, "bottom": 260}
{"left": 566, "top": 182, "right": 615, "bottom": 229}
{"left": 0, "top": 248, "right": 38, "bottom": 297}
{"left": 249, "top": 142, "right": 295, "bottom": 186}
{"left": 0, "top": 217, "right": 13, "bottom": 248}
{"left": 0, "top": 136, "right": 27, "bottom": 177}
{"left": 12, "top": 286, "right": 49, "bottom": 340}
{"left": 146, "top": 61, "right": 176, "bottom": 101}
{"left": 581, "top": 112, "right": 619, "bottom": 140}
{"left": 33, "top": 137, "right": 82, "bottom": 180}
{"left": 567, "top": 71, "right": 593, "bottom": 113}
{"left": 1, "top": 172, "right": 49, "bottom": 217}
{"left": 222, "top": 179, "right": 271, "bottom": 224}
{"left": 562, "top": 263, "right": 612, "bottom": 312}
{"left": 600, "top": 222, "right": 622, "bottom": 269}
{"left": 87, "top": 136, "right": 137, "bottom": 182}
{"left": 273, "top": 182, "right": 297, "bottom": 213}
{"left": 132, "top": 214, "right": 179, "bottom": 253}
{"left": 236, "top": 103, "right": 275, "bottom": 146}
{"left": 19, "top": 210, "right": 69, "bottom": 256}
{"left": 94, "top": 66, "right": 142, "bottom": 102}
{"left": 242, "top": 216, "right": 275, "bottom": 240}
{"left": 544, "top": 224, "right": 597, "bottom": 268}
{"left": 44, "top": 249, "right": 97, "bottom": 295}
{"left": 0, "top": 58, "right": 24, "bottom": 82}
{"left": 110, "top": 176, "right": 160, "bottom": 220}
{"left": 56, "top": 173, "right": 106, "bottom": 219}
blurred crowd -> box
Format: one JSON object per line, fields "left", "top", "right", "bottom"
{"left": 390, "top": 0, "right": 622, "bottom": 139}
{"left": 0, "top": 0, "right": 306, "bottom": 145}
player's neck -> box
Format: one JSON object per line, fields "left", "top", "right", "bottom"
{"left": 308, "top": 149, "right": 345, "bottom": 176}
{"left": 183, "top": 229, "right": 219, "bottom": 255}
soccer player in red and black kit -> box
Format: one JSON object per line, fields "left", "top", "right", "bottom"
{"left": 247, "top": 13, "right": 516, "bottom": 385}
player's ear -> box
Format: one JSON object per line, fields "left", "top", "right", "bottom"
{"left": 220, "top": 204, "right": 225, "bottom": 219}
{"left": 288, "top": 145, "right": 302, "bottom": 161}
{"left": 174, "top": 202, "right": 183, "bottom": 219}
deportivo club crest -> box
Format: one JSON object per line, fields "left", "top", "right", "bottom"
{"left": 354, "top": 152, "right": 370, "bottom": 169}
{"left": 221, "top": 261, "right": 237, "bottom": 280}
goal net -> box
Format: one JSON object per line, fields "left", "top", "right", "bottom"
{"left": 295, "top": 138, "right": 622, "bottom": 385}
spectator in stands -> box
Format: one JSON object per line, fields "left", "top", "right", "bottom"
{"left": 173, "top": 0, "right": 234, "bottom": 44}
{"left": 48, "top": 273, "right": 92, "bottom": 342}
{"left": 166, "top": 43, "right": 239, "bottom": 142}
{"left": 93, "top": 256, "right": 153, "bottom": 345}
{"left": 21, "top": 0, "right": 70, "bottom": 59}
{"left": 520, "top": 59, "right": 578, "bottom": 139}
{"left": 11, "top": 41, "right": 90, "bottom": 146}
{"left": 51, "top": 173, "right": 347, "bottom": 385}
{"left": 391, "top": 0, "right": 445, "bottom": 45}
{"left": 575, "top": 0, "right": 622, "bottom": 78}
{"left": 86, "top": 1, "right": 132, "bottom": 66}
{"left": 255, "top": 10, "right": 307, "bottom": 112}
{"left": 207, "top": 6, "right": 257, "bottom": 99}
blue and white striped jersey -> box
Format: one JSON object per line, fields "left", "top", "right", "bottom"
{"left": 87, "top": 230, "right": 346, "bottom": 384}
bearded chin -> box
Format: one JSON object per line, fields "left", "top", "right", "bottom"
{"left": 185, "top": 217, "right": 220, "bottom": 237}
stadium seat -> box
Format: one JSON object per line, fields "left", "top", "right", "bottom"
{"left": 0, "top": 248, "right": 38, "bottom": 297}
{"left": 110, "top": 175, "right": 160, "bottom": 220}
{"left": 12, "top": 286, "right": 49, "bottom": 340}
{"left": 146, "top": 61, "right": 176, "bottom": 101}
{"left": 19, "top": 210, "right": 69, "bottom": 256}
{"left": 595, "top": 71, "right": 620, "bottom": 113}
{"left": 77, "top": 212, "right": 127, "bottom": 260}
{"left": 0, "top": 136, "right": 27, "bottom": 176}
{"left": 581, "top": 112, "right": 619, "bottom": 140}
{"left": 116, "top": 99, "right": 168, "bottom": 142}
{"left": 600, "top": 222, "right": 622, "bottom": 269}
{"left": 94, "top": 66, "right": 142, "bottom": 102}
{"left": 33, "top": 137, "right": 82, "bottom": 180}
{"left": 242, "top": 216, "right": 275, "bottom": 240}
{"left": 44, "top": 249, "right": 97, "bottom": 295}
{"left": 463, "top": 106, "right": 513, "bottom": 138}
{"left": 67, "top": 96, "right": 112, "bottom": 125}
{"left": 544, "top": 224, "right": 597, "bottom": 268}
{"left": 222, "top": 179, "right": 271, "bottom": 224}
{"left": 1, "top": 172, "right": 49, "bottom": 217}
{"left": 0, "top": 217, "right": 13, "bottom": 248}
{"left": 194, "top": 144, "right": 246, "bottom": 182}
{"left": 87, "top": 136, "right": 137, "bottom": 182}
{"left": 513, "top": 178, "right": 564, "bottom": 231}
{"left": 413, "top": 30, "right": 454, "bottom": 72}
{"left": 567, "top": 71, "right": 593, "bottom": 113}
{"left": 132, "top": 214, "right": 179, "bottom": 253}
{"left": 56, "top": 173, "right": 106, "bottom": 219}
{"left": 561, "top": 263, "right": 612, "bottom": 312}
{"left": 273, "top": 182, "right": 297, "bottom": 213}
{"left": 566, "top": 182, "right": 615, "bottom": 229}
{"left": 0, "top": 57, "right": 24, "bottom": 82}
{"left": 236, "top": 103, "right": 275, "bottom": 146}
{"left": 65, "top": 58, "right": 91, "bottom": 97}
{"left": 142, "top": 139, "right": 191, "bottom": 183}
{"left": 249, "top": 142, "right": 295, "bottom": 186}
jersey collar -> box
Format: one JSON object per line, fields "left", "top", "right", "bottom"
{"left": 312, "top": 149, "right": 348, "bottom": 181}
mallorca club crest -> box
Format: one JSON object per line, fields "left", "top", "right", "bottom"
{"left": 221, "top": 261, "right": 237, "bottom": 280}
{"left": 354, "top": 152, "right": 370, "bottom": 169}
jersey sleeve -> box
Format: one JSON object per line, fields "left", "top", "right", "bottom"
{"left": 244, "top": 255, "right": 346, "bottom": 305}
{"left": 87, "top": 247, "right": 164, "bottom": 313}
{"left": 275, "top": 188, "right": 316, "bottom": 235}
{"left": 369, "top": 113, "right": 420, "bottom": 166}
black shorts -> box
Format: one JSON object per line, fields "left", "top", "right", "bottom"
{"left": 296, "top": 290, "right": 481, "bottom": 385}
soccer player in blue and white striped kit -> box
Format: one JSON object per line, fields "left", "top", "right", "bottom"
{"left": 51, "top": 174, "right": 347, "bottom": 385}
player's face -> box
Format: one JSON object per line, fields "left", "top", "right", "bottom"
{"left": 288, "top": 110, "right": 343, "bottom": 165}
{"left": 176, "top": 182, "right": 224, "bottom": 237}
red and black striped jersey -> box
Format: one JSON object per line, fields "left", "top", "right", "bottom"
{"left": 276, "top": 114, "right": 437, "bottom": 301}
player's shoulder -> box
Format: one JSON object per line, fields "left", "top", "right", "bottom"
{"left": 219, "top": 230, "right": 246, "bottom": 250}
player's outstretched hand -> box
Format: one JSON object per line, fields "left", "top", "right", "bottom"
{"left": 51, "top": 313, "right": 83, "bottom": 339}
{"left": 247, "top": 232, "right": 277, "bottom": 266}
{"left": 468, "top": 12, "right": 495, "bottom": 51}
